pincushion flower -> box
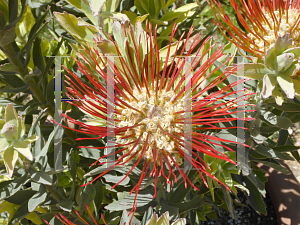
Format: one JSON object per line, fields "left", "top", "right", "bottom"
{"left": 209, "top": 0, "right": 300, "bottom": 58}
{"left": 62, "top": 21, "right": 254, "bottom": 214}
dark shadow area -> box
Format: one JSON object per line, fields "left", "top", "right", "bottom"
{"left": 260, "top": 160, "right": 300, "bottom": 225}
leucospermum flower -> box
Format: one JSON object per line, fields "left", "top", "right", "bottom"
{"left": 62, "top": 21, "right": 254, "bottom": 213}
{"left": 209, "top": 0, "right": 300, "bottom": 58}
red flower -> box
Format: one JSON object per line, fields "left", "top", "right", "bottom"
{"left": 62, "top": 21, "right": 254, "bottom": 215}
{"left": 44, "top": 205, "right": 104, "bottom": 225}
{"left": 208, "top": 0, "right": 300, "bottom": 57}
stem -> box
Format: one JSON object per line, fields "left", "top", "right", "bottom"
{"left": 2, "top": 41, "right": 74, "bottom": 138}
{"left": 276, "top": 112, "right": 289, "bottom": 146}
{"left": 46, "top": 185, "right": 64, "bottom": 202}
{"left": 2, "top": 42, "right": 55, "bottom": 116}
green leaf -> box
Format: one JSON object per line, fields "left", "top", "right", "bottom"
{"left": 67, "top": 150, "right": 76, "bottom": 200}
{"left": 5, "top": 190, "right": 36, "bottom": 205}
{"left": 169, "top": 195, "right": 203, "bottom": 214}
{"left": 85, "top": 164, "right": 142, "bottom": 178}
{"left": 166, "top": 0, "right": 176, "bottom": 7}
{"left": 269, "top": 103, "right": 300, "bottom": 112}
{"left": 0, "top": 85, "right": 30, "bottom": 93}
{"left": 277, "top": 74, "right": 295, "bottom": 99}
{"left": 96, "top": 39, "right": 118, "bottom": 55}
{"left": 262, "top": 111, "right": 277, "bottom": 125}
{"left": 33, "top": 38, "right": 45, "bottom": 72}
{"left": 247, "top": 171, "right": 266, "bottom": 197}
{"left": 221, "top": 186, "right": 235, "bottom": 219}
{"left": 54, "top": 12, "right": 97, "bottom": 43}
{"left": 262, "top": 111, "right": 292, "bottom": 129}
{"left": 90, "top": 0, "right": 105, "bottom": 17}
{"left": 160, "top": 3, "right": 198, "bottom": 21}
{"left": 264, "top": 46, "right": 276, "bottom": 68}
{"left": 272, "top": 88, "right": 284, "bottom": 106}
{"left": 159, "top": 41, "right": 182, "bottom": 59}
{"left": 277, "top": 53, "right": 294, "bottom": 72}
{"left": 103, "top": 174, "right": 130, "bottom": 186}
{"left": 21, "top": 6, "right": 50, "bottom": 68}
{"left": 168, "top": 170, "right": 196, "bottom": 204}
{"left": 0, "top": 63, "right": 19, "bottom": 73}
{"left": 0, "top": 27, "right": 16, "bottom": 46}
{"left": 13, "top": 140, "right": 33, "bottom": 161}
{"left": 28, "top": 184, "right": 47, "bottom": 212}
{"left": 283, "top": 47, "right": 300, "bottom": 58}
{"left": 23, "top": 134, "right": 38, "bottom": 144}
{"left": 228, "top": 63, "right": 272, "bottom": 80}
{"left": 65, "top": 0, "right": 97, "bottom": 25}
{"left": 94, "top": 181, "right": 103, "bottom": 211}
{"left": 261, "top": 74, "right": 276, "bottom": 99}
{"left": 105, "top": 193, "right": 154, "bottom": 211}
{"left": 120, "top": 209, "right": 141, "bottom": 225}
{"left": 134, "top": 0, "right": 148, "bottom": 15}
{"left": 0, "top": 0, "right": 8, "bottom": 22}
{"left": 0, "top": 172, "right": 28, "bottom": 201}
{"left": 244, "top": 176, "right": 267, "bottom": 215}
{"left": 8, "top": 0, "right": 18, "bottom": 23}
{"left": 171, "top": 218, "right": 186, "bottom": 225}
{"left": 276, "top": 116, "right": 292, "bottom": 129}
{"left": 251, "top": 159, "right": 290, "bottom": 175}
{"left": 31, "top": 171, "right": 52, "bottom": 185}
{"left": 58, "top": 200, "right": 73, "bottom": 212}
{"left": 145, "top": 213, "right": 157, "bottom": 225}
{"left": 28, "top": 107, "right": 47, "bottom": 138}
{"left": 79, "top": 184, "right": 96, "bottom": 214}
{"left": 141, "top": 206, "right": 153, "bottom": 225}
{"left": 78, "top": 147, "right": 102, "bottom": 160}
{"left": 8, "top": 200, "right": 30, "bottom": 225}
{"left": 3, "top": 147, "right": 18, "bottom": 178}
{"left": 111, "top": 20, "right": 127, "bottom": 57}
{"left": 41, "top": 38, "right": 63, "bottom": 96}
{"left": 272, "top": 145, "right": 300, "bottom": 153}
{"left": 0, "top": 138, "right": 9, "bottom": 152}
{"left": 160, "top": 198, "right": 179, "bottom": 220}
{"left": 157, "top": 211, "right": 169, "bottom": 225}
{"left": 35, "top": 124, "right": 62, "bottom": 167}
{"left": 45, "top": 77, "right": 54, "bottom": 108}
{"left": 274, "top": 34, "right": 292, "bottom": 55}
{"left": 293, "top": 79, "right": 300, "bottom": 96}
{"left": 5, "top": 103, "right": 18, "bottom": 122}
{"left": 255, "top": 144, "right": 292, "bottom": 160}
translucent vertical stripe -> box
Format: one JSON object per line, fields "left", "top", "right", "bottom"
{"left": 54, "top": 56, "right": 63, "bottom": 170}
{"left": 184, "top": 57, "right": 193, "bottom": 171}
{"left": 236, "top": 56, "right": 248, "bottom": 175}
{"left": 106, "top": 55, "right": 115, "bottom": 168}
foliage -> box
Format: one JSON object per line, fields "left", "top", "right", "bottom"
{"left": 0, "top": 0, "right": 299, "bottom": 225}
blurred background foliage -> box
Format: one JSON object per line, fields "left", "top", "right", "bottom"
{"left": 0, "top": 0, "right": 299, "bottom": 225}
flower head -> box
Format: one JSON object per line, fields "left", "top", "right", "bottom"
{"left": 63, "top": 21, "right": 254, "bottom": 213}
{"left": 209, "top": 0, "right": 300, "bottom": 57}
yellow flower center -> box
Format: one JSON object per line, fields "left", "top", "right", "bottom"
{"left": 115, "top": 86, "right": 186, "bottom": 165}
{"left": 248, "top": 9, "right": 300, "bottom": 54}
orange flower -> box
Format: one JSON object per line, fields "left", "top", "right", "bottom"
{"left": 209, "top": 0, "right": 300, "bottom": 57}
